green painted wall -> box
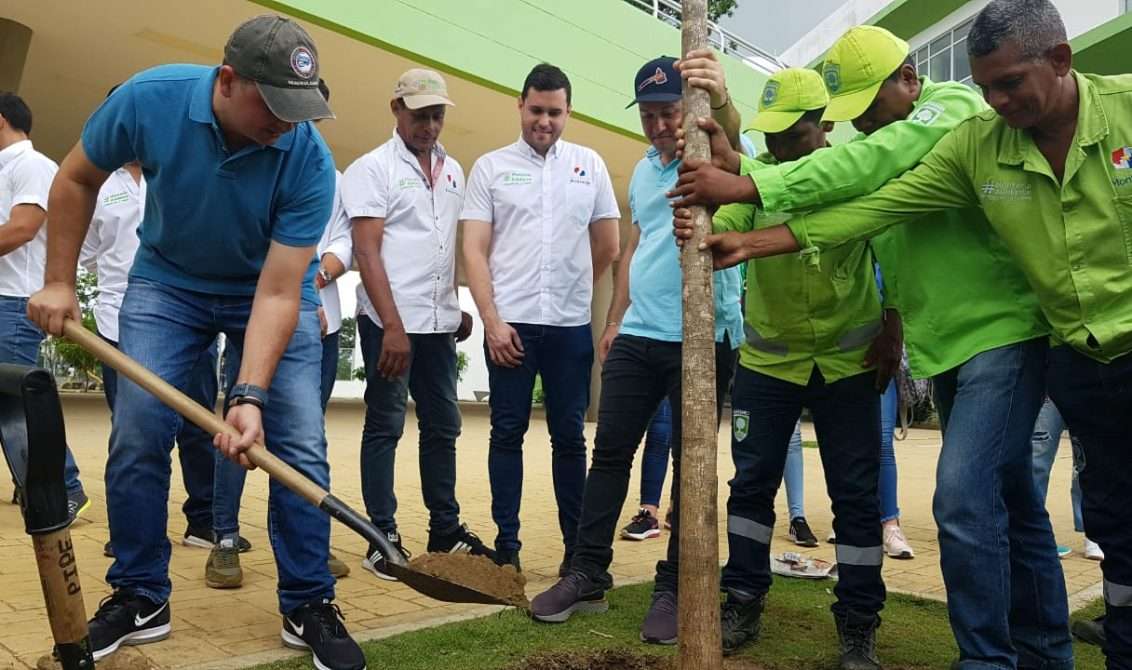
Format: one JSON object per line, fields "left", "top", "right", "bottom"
{"left": 253, "top": 0, "right": 768, "bottom": 141}
{"left": 1071, "top": 11, "right": 1132, "bottom": 75}
{"left": 866, "top": 0, "right": 968, "bottom": 42}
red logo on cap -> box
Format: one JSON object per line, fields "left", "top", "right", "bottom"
{"left": 637, "top": 66, "right": 668, "bottom": 92}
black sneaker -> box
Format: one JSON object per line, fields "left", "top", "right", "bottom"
{"left": 104, "top": 541, "right": 114, "bottom": 558}
{"left": 427, "top": 523, "right": 497, "bottom": 562}
{"left": 834, "top": 610, "right": 881, "bottom": 670}
{"left": 1072, "top": 615, "right": 1106, "bottom": 647}
{"left": 67, "top": 489, "right": 90, "bottom": 521}
{"left": 88, "top": 590, "right": 171, "bottom": 661}
{"left": 530, "top": 571, "right": 609, "bottom": 623}
{"left": 721, "top": 592, "right": 765, "bottom": 655}
{"left": 621, "top": 509, "right": 661, "bottom": 541}
{"left": 361, "top": 531, "right": 410, "bottom": 581}
{"left": 494, "top": 548, "right": 521, "bottom": 572}
{"left": 788, "top": 517, "right": 819, "bottom": 548}
{"left": 282, "top": 600, "right": 365, "bottom": 670}
{"left": 640, "top": 590, "right": 678, "bottom": 645}
{"left": 183, "top": 525, "right": 252, "bottom": 552}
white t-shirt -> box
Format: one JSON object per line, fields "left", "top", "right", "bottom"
{"left": 79, "top": 168, "right": 145, "bottom": 342}
{"left": 0, "top": 140, "right": 57, "bottom": 298}
{"left": 317, "top": 171, "right": 352, "bottom": 335}
{"left": 460, "top": 137, "right": 620, "bottom": 327}
{"left": 341, "top": 131, "right": 462, "bottom": 334}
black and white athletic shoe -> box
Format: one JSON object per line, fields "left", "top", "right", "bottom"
{"left": 282, "top": 600, "right": 365, "bottom": 670}
{"left": 88, "top": 590, "right": 171, "bottom": 661}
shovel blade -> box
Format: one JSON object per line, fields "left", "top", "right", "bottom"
{"left": 383, "top": 563, "right": 514, "bottom": 606}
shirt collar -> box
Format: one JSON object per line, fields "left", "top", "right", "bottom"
{"left": 515, "top": 135, "right": 559, "bottom": 160}
{"left": 189, "top": 66, "right": 295, "bottom": 152}
{"left": 645, "top": 144, "right": 680, "bottom": 172}
{"left": 0, "top": 139, "right": 32, "bottom": 171}
{"left": 998, "top": 70, "right": 1106, "bottom": 166}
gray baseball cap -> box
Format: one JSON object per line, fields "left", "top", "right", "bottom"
{"left": 224, "top": 15, "right": 334, "bottom": 123}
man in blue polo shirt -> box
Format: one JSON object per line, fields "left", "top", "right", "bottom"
{"left": 530, "top": 54, "right": 743, "bottom": 646}
{"left": 28, "top": 15, "right": 364, "bottom": 670}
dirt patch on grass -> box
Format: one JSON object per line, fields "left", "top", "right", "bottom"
{"left": 409, "top": 552, "right": 529, "bottom": 609}
{"left": 37, "top": 647, "right": 154, "bottom": 669}
{"left": 503, "top": 649, "right": 769, "bottom": 669}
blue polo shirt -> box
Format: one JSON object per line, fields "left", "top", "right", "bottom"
{"left": 620, "top": 145, "right": 744, "bottom": 346}
{"left": 81, "top": 64, "right": 335, "bottom": 304}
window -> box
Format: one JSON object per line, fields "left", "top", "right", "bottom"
{"left": 1124, "top": 0, "right": 1132, "bottom": 14}
{"left": 912, "top": 18, "right": 975, "bottom": 88}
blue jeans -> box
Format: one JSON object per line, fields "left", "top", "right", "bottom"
{"left": 102, "top": 334, "right": 218, "bottom": 530}
{"left": 108, "top": 279, "right": 332, "bottom": 613}
{"left": 783, "top": 421, "right": 805, "bottom": 520}
{"left": 879, "top": 380, "right": 900, "bottom": 523}
{"left": 1030, "top": 398, "right": 1085, "bottom": 533}
{"left": 320, "top": 329, "right": 339, "bottom": 413}
{"left": 357, "top": 316, "right": 462, "bottom": 536}
{"left": 0, "top": 295, "right": 83, "bottom": 495}
{"left": 1047, "top": 345, "right": 1132, "bottom": 668}
{"left": 722, "top": 366, "right": 885, "bottom": 616}
{"left": 638, "top": 397, "right": 671, "bottom": 508}
{"left": 486, "top": 323, "right": 593, "bottom": 555}
{"left": 932, "top": 339, "right": 1072, "bottom": 670}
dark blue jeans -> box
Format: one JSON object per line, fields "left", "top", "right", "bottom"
{"left": 933, "top": 339, "right": 1072, "bottom": 670}
{"left": 358, "top": 316, "right": 462, "bottom": 536}
{"left": 101, "top": 334, "right": 218, "bottom": 530}
{"left": 486, "top": 323, "right": 593, "bottom": 555}
{"left": 639, "top": 398, "right": 672, "bottom": 508}
{"left": 0, "top": 295, "right": 83, "bottom": 496}
{"left": 571, "top": 334, "right": 736, "bottom": 593}
{"left": 1048, "top": 345, "right": 1132, "bottom": 669}
{"left": 722, "top": 365, "right": 885, "bottom": 618}
{"left": 320, "top": 329, "right": 339, "bottom": 413}
{"left": 108, "top": 278, "right": 332, "bottom": 614}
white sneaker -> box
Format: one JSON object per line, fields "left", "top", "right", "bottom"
{"left": 883, "top": 525, "right": 915, "bottom": 559}
{"left": 1084, "top": 538, "right": 1104, "bottom": 561}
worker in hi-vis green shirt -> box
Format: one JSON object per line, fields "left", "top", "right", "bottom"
{"left": 671, "top": 11, "right": 1077, "bottom": 670}
{"left": 709, "top": 67, "right": 889, "bottom": 668}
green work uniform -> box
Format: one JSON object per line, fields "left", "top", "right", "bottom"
{"left": 787, "top": 71, "right": 1132, "bottom": 364}
{"left": 743, "top": 78, "right": 1049, "bottom": 378}
{"left": 717, "top": 152, "right": 882, "bottom": 386}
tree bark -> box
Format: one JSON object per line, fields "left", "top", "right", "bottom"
{"left": 678, "top": 1, "right": 722, "bottom": 669}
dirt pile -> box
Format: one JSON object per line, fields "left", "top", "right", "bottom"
{"left": 36, "top": 647, "right": 154, "bottom": 670}
{"left": 408, "top": 552, "right": 529, "bottom": 609}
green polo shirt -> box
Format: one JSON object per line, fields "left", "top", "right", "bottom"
{"left": 740, "top": 78, "right": 1048, "bottom": 378}
{"left": 717, "top": 153, "right": 882, "bottom": 386}
{"left": 787, "top": 71, "right": 1132, "bottom": 363}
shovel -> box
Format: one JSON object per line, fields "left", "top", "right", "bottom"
{"left": 61, "top": 319, "right": 509, "bottom": 606}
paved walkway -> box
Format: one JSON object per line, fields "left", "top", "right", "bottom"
{"left": 0, "top": 395, "right": 1101, "bottom": 669}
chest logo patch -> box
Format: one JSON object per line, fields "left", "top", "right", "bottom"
{"left": 979, "top": 180, "right": 1032, "bottom": 201}
{"left": 1112, "top": 146, "right": 1132, "bottom": 170}
{"left": 570, "top": 165, "right": 592, "bottom": 185}
{"left": 502, "top": 171, "right": 532, "bottom": 186}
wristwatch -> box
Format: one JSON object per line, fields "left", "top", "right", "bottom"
{"left": 318, "top": 268, "right": 332, "bottom": 285}
{"left": 227, "top": 382, "right": 269, "bottom": 410}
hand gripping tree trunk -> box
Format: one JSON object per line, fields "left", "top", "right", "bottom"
{"left": 678, "top": 1, "right": 722, "bottom": 668}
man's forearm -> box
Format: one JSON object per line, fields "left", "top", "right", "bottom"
{"left": 713, "top": 99, "right": 742, "bottom": 152}
{"left": 45, "top": 178, "right": 100, "bottom": 285}
{"left": 0, "top": 218, "right": 42, "bottom": 255}
{"left": 355, "top": 248, "right": 404, "bottom": 331}
{"left": 741, "top": 224, "right": 803, "bottom": 261}
{"left": 319, "top": 252, "right": 346, "bottom": 281}
{"left": 238, "top": 292, "right": 300, "bottom": 389}
{"left": 464, "top": 252, "right": 501, "bottom": 327}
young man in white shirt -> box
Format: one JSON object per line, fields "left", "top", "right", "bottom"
{"left": 461, "top": 63, "right": 621, "bottom": 571}
{"left": 0, "top": 92, "right": 87, "bottom": 516}
{"left": 342, "top": 69, "right": 493, "bottom": 579}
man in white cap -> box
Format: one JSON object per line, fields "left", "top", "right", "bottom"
{"left": 28, "top": 15, "right": 364, "bottom": 670}
{"left": 342, "top": 68, "right": 493, "bottom": 580}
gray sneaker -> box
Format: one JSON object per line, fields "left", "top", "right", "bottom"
{"left": 640, "top": 590, "right": 677, "bottom": 645}
{"left": 530, "top": 571, "right": 608, "bottom": 623}
{"left": 205, "top": 540, "right": 243, "bottom": 589}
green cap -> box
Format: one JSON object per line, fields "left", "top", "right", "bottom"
{"left": 747, "top": 68, "right": 829, "bottom": 134}
{"left": 820, "top": 26, "right": 909, "bottom": 122}
{"left": 224, "top": 15, "right": 334, "bottom": 123}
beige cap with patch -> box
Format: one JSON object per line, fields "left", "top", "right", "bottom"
{"left": 394, "top": 68, "right": 455, "bottom": 109}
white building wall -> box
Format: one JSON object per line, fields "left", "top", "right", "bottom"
{"left": 781, "top": 0, "right": 1122, "bottom": 68}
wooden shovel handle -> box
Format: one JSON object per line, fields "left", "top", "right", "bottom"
{"left": 62, "top": 320, "right": 329, "bottom": 507}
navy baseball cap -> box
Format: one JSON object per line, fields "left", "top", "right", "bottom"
{"left": 628, "top": 56, "right": 682, "bottom": 108}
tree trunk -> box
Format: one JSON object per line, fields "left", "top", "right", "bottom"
{"left": 678, "top": 1, "right": 722, "bottom": 669}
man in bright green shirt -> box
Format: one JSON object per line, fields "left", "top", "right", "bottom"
{"left": 672, "top": 20, "right": 1071, "bottom": 670}
{"left": 710, "top": 68, "right": 888, "bottom": 669}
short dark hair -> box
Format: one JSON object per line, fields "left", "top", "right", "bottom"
{"left": 968, "top": 0, "right": 1066, "bottom": 59}
{"left": 0, "top": 92, "right": 32, "bottom": 134}
{"left": 318, "top": 78, "right": 330, "bottom": 102}
{"left": 886, "top": 56, "right": 916, "bottom": 83}
{"left": 521, "top": 63, "right": 571, "bottom": 105}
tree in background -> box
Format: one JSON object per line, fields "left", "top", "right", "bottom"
{"left": 45, "top": 270, "right": 102, "bottom": 389}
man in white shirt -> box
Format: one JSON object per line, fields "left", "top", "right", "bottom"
{"left": 314, "top": 171, "right": 351, "bottom": 412}
{"left": 342, "top": 69, "right": 493, "bottom": 580}
{"left": 0, "top": 92, "right": 87, "bottom": 516}
{"left": 461, "top": 63, "right": 621, "bottom": 571}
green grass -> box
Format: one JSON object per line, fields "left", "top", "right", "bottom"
{"left": 1071, "top": 598, "right": 1106, "bottom": 669}
{"left": 802, "top": 440, "right": 819, "bottom": 449}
